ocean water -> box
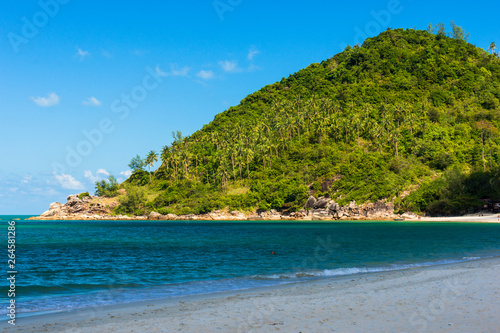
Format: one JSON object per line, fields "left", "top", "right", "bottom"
{"left": 1, "top": 216, "right": 500, "bottom": 318}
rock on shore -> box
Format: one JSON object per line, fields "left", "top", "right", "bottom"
{"left": 29, "top": 194, "right": 400, "bottom": 221}
{"left": 28, "top": 194, "right": 146, "bottom": 221}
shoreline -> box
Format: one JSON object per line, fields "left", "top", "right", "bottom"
{"left": 26, "top": 193, "right": 500, "bottom": 223}
{"left": 23, "top": 214, "right": 500, "bottom": 223}
{"left": 3, "top": 257, "right": 500, "bottom": 332}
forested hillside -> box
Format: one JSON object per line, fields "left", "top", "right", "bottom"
{"left": 105, "top": 27, "right": 500, "bottom": 216}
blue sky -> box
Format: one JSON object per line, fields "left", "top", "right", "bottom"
{"left": 1, "top": 0, "right": 499, "bottom": 214}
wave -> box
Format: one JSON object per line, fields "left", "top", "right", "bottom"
{"left": 0, "top": 256, "right": 487, "bottom": 317}
{"left": 250, "top": 257, "right": 485, "bottom": 280}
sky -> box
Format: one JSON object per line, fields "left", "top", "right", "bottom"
{"left": 0, "top": 0, "right": 499, "bottom": 214}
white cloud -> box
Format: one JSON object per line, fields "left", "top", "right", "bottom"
{"left": 30, "top": 93, "right": 60, "bottom": 107}
{"left": 53, "top": 173, "right": 84, "bottom": 190}
{"left": 84, "top": 169, "right": 109, "bottom": 183}
{"left": 170, "top": 64, "right": 190, "bottom": 76}
{"left": 21, "top": 175, "right": 32, "bottom": 184}
{"left": 247, "top": 47, "right": 260, "bottom": 61}
{"left": 120, "top": 170, "right": 132, "bottom": 177}
{"left": 155, "top": 64, "right": 191, "bottom": 77}
{"left": 82, "top": 96, "right": 102, "bottom": 107}
{"left": 97, "top": 169, "right": 109, "bottom": 176}
{"left": 218, "top": 60, "right": 242, "bottom": 73}
{"left": 84, "top": 170, "right": 99, "bottom": 183}
{"left": 155, "top": 65, "right": 168, "bottom": 77}
{"left": 76, "top": 48, "right": 90, "bottom": 61}
{"left": 196, "top": 69, "right": 214, "bottom": 80}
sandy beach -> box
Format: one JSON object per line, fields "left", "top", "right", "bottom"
{"left": 410, "top": 213, "right": 500, "bottom": 223}
{"left": 2, "top": 257, "right": 499, "bottom": 333}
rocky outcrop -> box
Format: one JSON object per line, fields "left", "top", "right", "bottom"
{"left": 305, "top": 196, "right": 316, "bottom": 209}
{"left": 307, "top": 196, "right": 398, "bottom": 220}
{"left": 31, "top": 193, "right": 401, "bottom": 221}
{"left": 34, "top": 194, "right": 122, "bottom": 220}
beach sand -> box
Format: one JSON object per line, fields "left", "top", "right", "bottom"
{"left": 413, "top": 213, "right": 500, "bottom": 223}
{"left": 3, "top": 258, "right": 499, "bottom": 333}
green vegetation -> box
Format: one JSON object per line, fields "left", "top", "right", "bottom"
{"left": 113, "top": 25, "right": 500, "bottom": 216}
{"left": 95, "top": 175, "right": 119, "bottom": 197}
{"left": 78, "top": 192, "right": 90, "bottom": 200}
{"left": 128, "top": 155, "right": 145, "bottom": 172}
{"left": 115, "top": 185, "right": 147, "bottom": 215}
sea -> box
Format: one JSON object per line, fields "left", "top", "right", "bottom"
{"left": 1, "top": 215, "right": 500, "bottom": 319}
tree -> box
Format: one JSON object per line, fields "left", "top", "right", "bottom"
{"left": 436, "top": 23, "right": 446, "bottom": 37}
{"left": 172, "top": 131, "right": 184, "bottom": 145}
{"left": 450, "top": 21, "right": 469, "bottom": 41}
{"left": 117, "top": 185, "right": 147, "bottom": 213}
{"left": 128, "top": 155, "right": 145, "bottom": 172}
{"left": 145, "top": 150, "right": 158, "bottom": 183}
{"left": 426, "top": 23, "right": 435, "bottom": 34}
{"left": 489, "top": 42, "right": 497, "bottom": 55}
{"left": 95, "top": 175, "right": 119, "bottom": 197}
{"left": 160, "top": 145, "right": 171, "bottom": 171}
{"left": 475, "top": 120, "right": 498, "bottom": 172}
{"left": 112, "top": 29, "right": 500, "bottom": 216}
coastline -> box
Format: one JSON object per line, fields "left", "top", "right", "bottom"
{"left": 3, "top": 257, "right": 499, "bottom": 332}
{"left": 24, "top": 213, "right": 500, "bottom": 223}
{"left": 25, "top": 193, "right": 500, "bottom": 223}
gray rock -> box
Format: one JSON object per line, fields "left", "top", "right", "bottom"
{"left": 148, "top": 211, "right": 166, "bottom": 220}
{"left": 66, "top": 194, "right": 82, "bottom": 202}
{"left": 327, "top": 201, "right": 340, "bottom": 212}
{"left": 313, "top": 197, "right": 330, "bottom": 209}
{"left": 305, "top": 196, "right": 317, "bottom": 209}
{"left": 49, "top": 202, "right": 63, "bottom": 210}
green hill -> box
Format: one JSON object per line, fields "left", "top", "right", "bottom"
{"left": 111, "top": 28, "right": 500, "bottom": 217}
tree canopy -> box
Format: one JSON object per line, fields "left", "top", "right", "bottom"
{"left": 118, "top": 27, "right": 500, "bottom": 216}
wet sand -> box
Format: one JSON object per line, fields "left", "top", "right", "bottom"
{"left": 2, "top": 257, "right": 500, "bottom": 332}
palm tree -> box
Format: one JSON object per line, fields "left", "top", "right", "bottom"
{"left": 160, "top": 145, "right": 170, "bottom": 171}
{"left": 488, "top": 42, "right": 496, "bottom": 55}
{"left": 146, "top": 150, "right": 158, "bottom": 183}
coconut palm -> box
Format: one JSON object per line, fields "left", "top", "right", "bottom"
{"left": 146, "top": 150, "right": 158, "bottom": 183}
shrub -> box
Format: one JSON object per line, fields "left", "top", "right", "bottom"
{"left": 117, "top": 185, "right": 147, "bottom": 213}
{"left": 78, "top": 192, "right": 90, "bottom": 199}
{"left": 95, "top": 175, "right": 119, "bottom": 197}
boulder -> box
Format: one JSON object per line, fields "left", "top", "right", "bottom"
{"left": 305, "top": 196, "right": 317, "bottom": 209}
{"left": 327, "top": 201, "right": 340, "bottom": 213}
{"left": 148, "top": 212, "right": 166, "bottom": 220}
{"left": 313, "top": 197, "right": 330, "bottom": 209}
{"left": 49, "top": 202, "right": 63, "bottom": 210}
{"left": 66, "top": 194, "right": 82, "bottom": 202}
{"left": 230, "top": 211, "right": 247, "bottom": 220}
{"left": 40, "top": 201, "right": 65, "bottom": 217}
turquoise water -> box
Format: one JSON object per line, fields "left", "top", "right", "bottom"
{"left": 1, "top": 216, "right": 500, "bottom": 317}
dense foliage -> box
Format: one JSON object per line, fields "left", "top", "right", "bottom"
{"left": 115, "top": 27, "right": 500, "bottom": 216}
{"left": 95, "top": 175, "right": 119, "bottom": 198}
